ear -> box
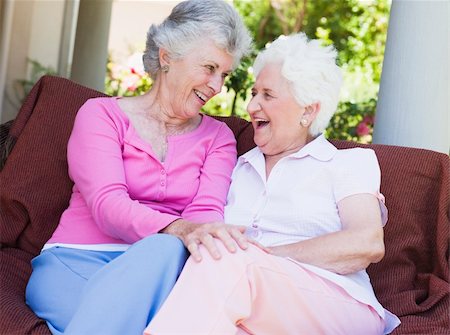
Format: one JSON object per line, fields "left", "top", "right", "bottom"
{"left": 303, "top": 102, "right": 320, "bottom": 123}
{"left": 159, "top": 48, "right": 171, "bottom": 67}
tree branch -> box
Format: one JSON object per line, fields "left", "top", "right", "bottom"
{"left": 294, "top": 0, "right": 308, "bottom": 32}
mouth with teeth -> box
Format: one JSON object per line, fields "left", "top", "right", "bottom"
{"left": 254, "top": 118, "right": 270, "bottom": 129}
{"left": 194, "top": 89, "right": 208, "bottom": 105}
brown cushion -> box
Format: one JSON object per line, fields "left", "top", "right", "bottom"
{"left": 331, "top": 140, "right": 449, "bottom": 334}
{"left": 0, "top": 119, "right": 14, "bottom": 171}
{"left": 0, "top": 76, "right": 107, "bottom": 255}
{"left": 212, "top": 115, "right": 255, "bottom": 156}
{"left": 0, "top": 248, "right": 50, "bottom": 334}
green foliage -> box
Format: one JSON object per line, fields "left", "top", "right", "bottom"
{"left": 6, "top": 59, "right": 56, "bottom": 113}
{"left": 227, "top": 0, "right": 388, "bottom": 142}
{"left": 325, "top": 99, "right": 376, "bottom": 143}
{"left": 223, "top": 53, "right": 256, "bottom": 117}
{"left": 233, "top": 0, "right": 389, "bottom": 84}
{"left": 15, "top": 59, "right": 56, "bottom": 103}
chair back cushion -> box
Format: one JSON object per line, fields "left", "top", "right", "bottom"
{"left": 0, "top": 76, "right": 106, "bottom": 254}
{"left": 331, "top": 140, "right": 449, "bottom": 334}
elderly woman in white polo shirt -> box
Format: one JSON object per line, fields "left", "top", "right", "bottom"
{"left": 145, "top": 33, "right": 400, "bottom": 335}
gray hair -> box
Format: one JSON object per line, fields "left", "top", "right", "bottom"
{"left": 253, "top": 33, "right": 343, "bottom": 136}
{"left": 143, "top": 0, "right": 252, "bottom": 79}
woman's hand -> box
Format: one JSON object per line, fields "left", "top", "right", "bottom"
{"left": 161, "top": 220, "right": 269, "bottom": 262}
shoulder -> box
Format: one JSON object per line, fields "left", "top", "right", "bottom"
{"left": 73, "top": 97, "right": 128, "bottom": 138}
{"left": 77, "top": 97, "right": 126, "bottom": 124}
{"left": 333, "top": 147, "right": 379, "bottom": 170}
{"left": 201, "top": 115, "right": 236, "bottom": 141}
{"left": 331, "top": 147, "right": 382, "bottom": 191}
{"left": 77, "top": 97, "right": 116, "bottom": 117}
{"left": 330, "top": 147, "right": 383, "bottom": 201}
{"left": 202, "top": 114, "right": 230, "bottom": 129}
{"left": 79, "top": 97, "right": 116, "bottom": 110}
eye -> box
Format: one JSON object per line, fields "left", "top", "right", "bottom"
{"left": 264, "top": 92, "right": 274, "bottom": 99}
{"left": 205, "top": 65, "right": 215, "bottom": 73}
{"left": 251, "top": 90, "right": 257, "bottom": 97}
{"left": 222, "top": 73, "right": 229, "bottom": 80}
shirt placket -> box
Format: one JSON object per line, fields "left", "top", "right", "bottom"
{"left": 247, "top": 189, "right": 268, "bottom": 241}
{"left": 157, "top": 166, "right": 167, "bottom": 201}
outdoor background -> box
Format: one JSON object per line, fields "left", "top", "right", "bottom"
{"left": 104, "top": 0, "right": 390, "bottom": 143}
{"left": 8, "top": 0, "right": 391, "bottom": 144}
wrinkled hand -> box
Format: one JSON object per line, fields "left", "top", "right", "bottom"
{"left": 162, "top": 220, "right": 269, "bottom": 262}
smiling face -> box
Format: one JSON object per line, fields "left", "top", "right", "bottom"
{"left": 247, "top": 62, "right": 313, "bottom": 156}
{"left": 161, "top": 41, "right": 233, "bottom": 120}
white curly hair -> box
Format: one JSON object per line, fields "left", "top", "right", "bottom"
{"left": 253, "top": 33, "right": 343, "bottom": 136}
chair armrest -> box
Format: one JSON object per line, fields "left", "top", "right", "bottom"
{"left": 0, "top": 248, "right": 51, "bottom": 334}
{"left": 0, "top": 119, "right": 14, "bottom": 171}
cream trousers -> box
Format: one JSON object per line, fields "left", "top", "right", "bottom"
{"left": 145, "top": 241, "right": 384, "bottom": 335}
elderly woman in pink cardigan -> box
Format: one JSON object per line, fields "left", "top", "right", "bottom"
{"left": 25, "top": 1, "right": 252, "bottom": 334}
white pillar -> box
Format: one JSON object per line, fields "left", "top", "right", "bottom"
{"left": 373, "top": 0, "right": 449, "bottom": 154}
{"left": 70, "top": 0, "right": 112, "bottom": 91}
{"left": 58, "top": 0, "right": 80, "bottom": 78}
{"left": 0, "top": 0, "right": 14, "bottom": 123}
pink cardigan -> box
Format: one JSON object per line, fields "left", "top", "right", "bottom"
{"left": 46, "top": 97, "right": 237, "bottom": 246}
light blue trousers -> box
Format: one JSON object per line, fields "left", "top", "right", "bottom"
{"left": 25, "top": 234, "right": 188, "bottom": 335}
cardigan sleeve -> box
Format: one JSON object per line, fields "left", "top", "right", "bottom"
{"left": 181, "top": 121, "right": 237, "bottom": 223}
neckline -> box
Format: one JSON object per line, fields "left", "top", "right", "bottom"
{"left": 112, "top": 96, "right": 207, "bottom": 141}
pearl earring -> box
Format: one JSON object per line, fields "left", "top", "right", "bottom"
{"left": 162, "top": 65, "right": 169, "bottom": 73}
{"left": 300, "top": 118, "right": 308, "bottom": 127}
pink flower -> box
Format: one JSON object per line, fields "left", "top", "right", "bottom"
{"left": 127, "top": 85, "right": 137, "bottom": 92}
{"left": 126, "top": 53, "right": 146, "bottom": 76}
{"left": 362, "top": 115, "right": 374, "bottom": 125}
{"left": 120, "top": 73, "right": 140, "bottom": 92}
{"left": 109, "top": 63, "right": 124, "bottom": 80}
{"left": 356, "top": 122, "right": 371, "bottom": 136}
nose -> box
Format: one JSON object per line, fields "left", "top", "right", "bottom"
{"left": 208, "top": 74, "right": 223, "bottom": 95}
{"left": 247, "top": 96, "right": 260, "bottom": 115}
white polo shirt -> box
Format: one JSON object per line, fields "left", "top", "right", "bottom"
{"left": 224, "top": 134, "right": 400, "bottom": 334}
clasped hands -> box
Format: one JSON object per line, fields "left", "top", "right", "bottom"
{"left": 161, "top": 219, "right": 270, "bottom": 262}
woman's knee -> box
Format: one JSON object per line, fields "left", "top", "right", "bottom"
{"left": 196, "top": 240, "right": 261, "bottom": 270}
{"left": 25, "top": 262, "right": 47, "bottom": 312}
{"left": 26, "top": 250, "right": 87, "bottom": 332}
{"left": 137, "top": 233, "right": 180, "bottom": 246}
{"left": 26, "top": 251, "right": 66, "bottom": 308}
{"left": 215, "top": 240, "right": 266, "bottom": 263}
{"left": 127, "top": 233, "right": 189, "bottom": 269}
{"left": 138, "top": 234, "right": 187, "bottom": 254}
